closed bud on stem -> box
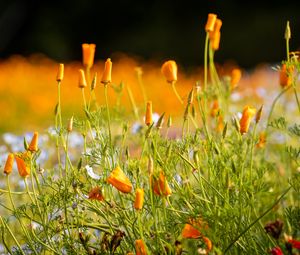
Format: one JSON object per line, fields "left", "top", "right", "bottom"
{"left": 82, "top": 43, "right": 96, "bottom": 68}
{"left": 135, "top": 239, "right": 147, "bottom": 255}
{"left": 161, "top": 60, "right": 177, "bottom": 83}
{"left": 134, "top": 188, "right": 144, "bottom": 210}
{"left": 56, "top": 63, "right": 64, "bottom": 82}
{"left": 255, "top": 105, "right": 264, "bottom": 123}
{"left": 231, "top": 68, "right": 242, "bottom": 90}
{"left": 279, "top": 63, "right": 293, "bottom": 88}
{"left": 205, "top": 13, "right": 217, "bottom": 32}
{"left": 239, "top": 106, "right": 256, "bottom": 134}
{"left": 91, "top": 73, "right": 97, "bottom": 91}
{"left": 232, "top": 116, "right": 240, "bottom": 133}
{"left": 145, "top": 101, "right": 153, "bottom": 126}
{"left": 4, "top": 153, "right": 14, "bottom": 175}
{"left": 67, "top": 116, "right": 74, "bottom": 132}
{"left": 156, "top": 112, "right": 165, "bottom": 129}
{"left": 209, "top": 18, "right": 222, "bottom": 40}
{"left": 285, "top": 21, "right": 291, "bottom": 40}
{"left": 28, "top": 132, "right": 38, "bottom": 152}
{"left": 78, "top": 69, "right": 87, "bottom": 88}
{"left": 101, "top": 58, "right": 112, "bottom": 85}
{"left": 15, "top": 154, "right": 30, "bottom": 177}
{"left": 211, "top": 31, "right": 221, "bottom": 51}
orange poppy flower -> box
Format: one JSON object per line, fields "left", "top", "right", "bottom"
{"left": 107, "top": 166, "right": 132, "bottom": 193}
{"left": 4, "top": 153, "right": 14, "bottom": 175}
{"left": 279, "top": 63, "right": 293, "bottom": 88}
{"left": 209, "top": 18, "right": 222, "bottom": 40}
{"left": 15, "top": 152, "right": 31, "bottom": 177}
{"left": 256, "top": 132, "right": 266, "bottom": 148}
{"left": 78, "top": 69, "right": 87, "bottom": 88}
{"left": 101, "top": 58, "right": 112, "bottom": 84}
{"left": 182, "top": 223, "right": 201, "bottom": 239}
{"left": 205, "top": 13, "right": 217, "bottom": 32}
{"left": 135, "top": 239, "right": 147, "bottom": 255}
{"left": 82, "top": 43, "right": 96, "bottom": 68}
{"left": 203, "top": 236, "right": 213, "bottom": 252}
{"left": 211, "top": 31, "right": 221, "bottom": 51}
{"left": 28, "top": 132, "right": 38, "bottom": 152}
{"left": 88, "top": 186, "right": 105, "bottom": 201}
{"left": 239, "top": 106, "right": 256, "bottom": 134}
{"left": 134, "top": 188, "right": 144, "bottom": 210}
{"left": 161, "top": 60, "right": 177, "bottom": 83}
{"left": 210, "top": 100, "right": 219, "bottom": 117}
{"left": 56, "top": 63, "right": 64, "bottom": 82}
{"left": 145, "top": 101, "right": 153, "bottom": 126}
{"left": 230, "top": 68, "right": 242, "bottom": 90}
{"left": 216, "top": 115, "right": 224, "bottom": 133}
{"left": 151, "top": 171, "right": 172, "bottom": 196}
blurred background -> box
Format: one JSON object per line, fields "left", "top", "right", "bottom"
{"left": 0, "top": 0, "right": 300, "bottom": 68}
{"left": 0, "top": 0, "right": 299, "bottom": 132}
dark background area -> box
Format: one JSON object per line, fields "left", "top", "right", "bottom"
{"left": 0, "top": 0, "right": 300, "bottom": 68}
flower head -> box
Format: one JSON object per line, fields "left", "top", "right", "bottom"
{"left": 239, "top": 106, "right": 256, "bottom": 134}
{"left": 101, "top": 58, "right": 112, "bottom": 84}
{"left": 135, "top": 239, "right": 147, "bottom": 255}
{"left": 78, "top": 69, "right": 87, "bottom": 88}
{"left": 230, "top": 68, "right": 242, "bottom": 90}
{"left": 279, "top": 63, "right": 293, "bottom": 88}
{"left": 4, "top": 153, "right": 14, "bottom": 175}
{"left": 134, "top": 188, "right": 144, "bottom": 210}
{"left": 145, "top": 101, "right": 153, "bottom": 126}
{"left": 151, "top": 171, "right": 172, "bottom": 196}
{"left": 107, "top": 166, "right": 132, "bottom": 193}
{"left": 161, "top": 60, "right": 177, "bottom": 83}
{"left": 82, "top": 43, "right": 96, "bottom": 68}
{"left": 205, "top": 13, "right": 217, "bottom": 32}
{"left": 15, "top": 151, "right": 31, "bottom": 177}
{"left": 88, "top": 186, "right": 104, "bottom": 201}
{"left": 28, "top": 132, "right": 39, "bottom": 152}
{"left": 56, "top": 63, "right": 64, "bottom": 82}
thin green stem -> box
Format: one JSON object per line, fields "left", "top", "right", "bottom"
{"left": 171, "top": 81, "right": 183, "bottom": 105}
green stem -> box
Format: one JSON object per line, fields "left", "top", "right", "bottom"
{"left": 224, "top": 186, "right": 291, "bottom": 254}
{"left": 0, "top": 216, "right": 25, "bottom": 255}
{"left": 266, "top": 85, "right": 291, "bottom": 135}
{"left": 171, "top": 81, "right": 183, "bottom": 105}
{"left": 104, "top": 84, "right": 114, "bottom": 166}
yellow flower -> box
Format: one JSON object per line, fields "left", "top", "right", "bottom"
{"left": 82, "top": 43, "right": 96, "bottom": 68}
{"left": 107, "top": 166, "right": 132, "bottom": 193}
{"left": 134, "top": 188, "right": 144, "bottom": 210}
{"left": 101, "top": 58, "right": 112, "bottom": 84}
{"left": 239, "top": 106, "right": 256, "bottom": 134}
{"left": 28, "top": 132, "right": 38, "bottom": 152}
{"left": 161, "top": 60, "right": 177, "bottom": 83}
{"left": 56, "top": 63, "right": 64, "bottom": 82}
{"left": 145, "top": 101, "right": 152, "bottom": 126}
{"left": 4, "top": 153, "right": 14, "bottom": 175}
